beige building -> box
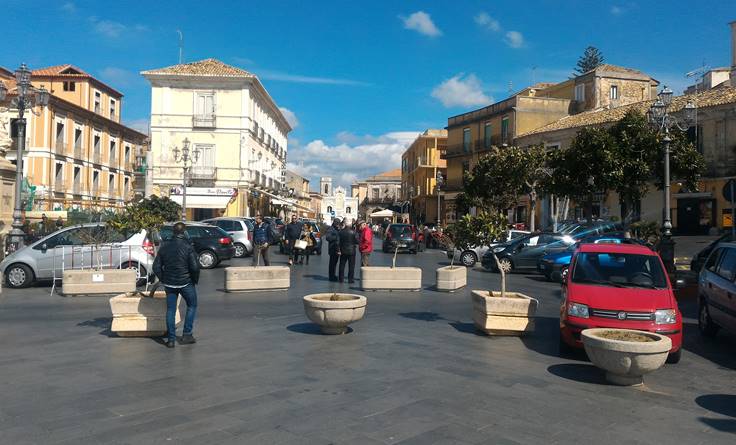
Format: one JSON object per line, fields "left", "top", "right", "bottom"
{"left": 142, "top": 59, "right": 291, "bottom": 220}
{"left": 352, "top": 168, "right": 402, "bottom": 220}
{"left": 308, "top": 191, "right": 322, "bottom": 221}
{"left": 0, "top": 65, "right": 146, "bottom": 214}
{"left": 400, "top": 129, "right": 447, "bottom": 225}
{"left": 284, "top": 170, "right": 312, "bottom": 218}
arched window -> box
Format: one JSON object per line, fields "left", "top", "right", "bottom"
{"left": 346, "top": 206, "right": 351, "bottom": 214}
{"left": 327, "top": 206, "right": 333, "bottom": 213}
{"left": 324, "top": 184, "right": 328, "bottom": 194}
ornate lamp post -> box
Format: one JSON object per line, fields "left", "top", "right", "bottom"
{"left": 647, "top": 86, "right": 696, "bottom": 272}
{"left": 172, "top": 138, "right": 200, "bottom": 221}
{"left": 435, "top": 170, "right": 444, "bottom": 226}
{"left": 0, "top": 64, "right": 50, "bottom": 252}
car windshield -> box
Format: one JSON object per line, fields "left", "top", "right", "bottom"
{"left": 572, "top": 252, "right": 667, "bottom": 289}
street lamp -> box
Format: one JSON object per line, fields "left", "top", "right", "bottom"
{"left": 172, "top": 138, "right": 200, "bottom": 221}
{"left": 435, "top": 170, "right": 444, "bottom": 226}
{"left": 647, "top": 85, "right": 696, "bottom": 272}
{"left": 0, "top": 63, "right": 50, "bottom": 252}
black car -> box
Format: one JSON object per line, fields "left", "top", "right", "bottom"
{"left": 691, "top": 233, "right": 735, "bottom": 272}
{"left": 382, "top": 223, "right": 420, "bottom": 254}
{"left": 481, "top": 232, "right": 574, "bottom": 272}
{"left": 158, "top": 222, "right": 235, "bottom": 269}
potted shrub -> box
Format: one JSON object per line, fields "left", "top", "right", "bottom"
{"left": 581, "top": 328, "right": 672, "bottom": 386}
{"left": 460, "top": 212, "right": 539, "bottom": 335}
{"left": 361, "top": 244, "right": 421, "bottom": 291}
{"left": 302, "top": 292, "right": 367, "bottom": 334}
{"left": 433, "top": 231, "right": 466, "bottom": 292}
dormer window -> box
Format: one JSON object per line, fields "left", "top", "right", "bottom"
{"left": 110, "top": 98, "right": 116, "bottom": 120}
{"left": 63, "top": 81, "right": 76, "bottom": 91}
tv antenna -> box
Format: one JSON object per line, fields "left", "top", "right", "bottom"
{"left": 176, "top": 30, "right": 184, "bottom": 64}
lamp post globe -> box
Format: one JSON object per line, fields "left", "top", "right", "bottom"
{"left": 659, "top": 86, "right": 674, "bottom": 106}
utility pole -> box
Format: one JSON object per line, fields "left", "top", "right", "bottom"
{"left": 177, "top": 30, "right": 184, "bottom": 64}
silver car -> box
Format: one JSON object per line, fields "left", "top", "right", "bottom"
{"left": 447, "top": 229, "right": 530, "bottom": 267}
{"left": 201, "top": 217, "right": 253, "bottom": 258}
{"left": 1, "top": 223, "right": 154, "bottom": 288}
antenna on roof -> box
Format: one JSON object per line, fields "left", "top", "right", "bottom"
{"left": 508, "top": 80, "right": 513, "bottom": 95}
{"left": 176, "top": 30, "right": 184, "bottom": 64}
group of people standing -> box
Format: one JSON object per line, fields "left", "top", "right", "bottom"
{"left": 325, "top": 218, "right": 372, "bottom": 283}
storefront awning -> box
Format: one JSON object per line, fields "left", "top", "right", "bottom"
{"left": 169, "top": 194, "right": 233, "bottom": 209}
{"left": 257, "top": 189, "right": 312, "bottom": 212}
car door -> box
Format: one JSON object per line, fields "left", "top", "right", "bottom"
{"left": 31, "top": 229, "right": 73, "bottom": 279}
{"left": 185, "top": 226, "right": 204, "bottom": 254}
{"left": 513, "top": 235, "right": 541, "bottom": 268}
{"left": 709, "top": 247, "right": 736, "bottom": 326}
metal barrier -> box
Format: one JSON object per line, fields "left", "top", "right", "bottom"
{"left": 50, "top": 244, "right": 152, "bottom": 296}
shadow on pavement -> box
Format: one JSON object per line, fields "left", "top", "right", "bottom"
{"left": 77, "top": 317, "right": 112, "bottom": 336}
{"left": 697, "top": 417, "right": 736, "bottom": 433}
{"left": 302, "top": 274, "right": 331, "bottom": 282}
{"left": 547, "top": 363, "right": 607, "bottom": 385}
{"left": 399, "top": 311, "right": 445, "bottom": 322}
{"left": 681, "top": 322, "right": 736, "bottom": 371}
{"left": 448, "top": 321, "right": 486, "bottom": 336}
{"left": 695, "top": 394, "right": 736, "bottom": 417}
{"left": 520, "top": 316, "right": 586, "bottom": 362}
{"left": 287, "top": 322, "right": 353, "bottom": 335}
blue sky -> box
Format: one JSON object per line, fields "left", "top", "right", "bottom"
{"left": 2, "top": 0, "right": 734, "bottom": 188}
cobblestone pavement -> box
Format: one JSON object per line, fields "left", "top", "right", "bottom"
{"left": 0, "top": 242, "right": 734, "bottom": 444}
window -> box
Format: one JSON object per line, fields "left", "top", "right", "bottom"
{"left": 372, "top": 188, "right": 379, "bottom": 200}
{"left": 74, "top": 128, "right": 82, "bottom": 150}
{"left": 124, "top": 145, "right": 131, "bottom": 165}
{"left": 109, "top": 99, "right": 116, "bottom": 120}
{"left": 575, "top": 84, "right": 585, "bottom": 102}
{"left": 94, "top": 91, "right": 101, "bottom": 114}
{"left": 63, "top": 81, "right": 76, "bottom": 92}
{"left": 706, "top": 248, "right": 724, "bottom": 272}
{"left": 93, "top": 170, "right": 100, "bottom": 190}
{"left": 609, "top": 85, "right": 619, "bottom": 100}
{"left": 501, "top": 117, "right": 509, "bottom": 144}
{"left": 55, "top": 122, "right": 65, "bottom": 148}
{"left": 346, "top": 207, "right": 351, "bottom": 214}
{"left": 327, "top": 206, "right": 333, "bottom": 213}
{"left": 462, "top": 128, "right": 471, "bottom": 153}
{"left": 109, "top": 140, "right": 117, "bottom": 163}
{"left": 324, "top": 184, "right": 329, "bottom": 194}
{"left": 461, "top": 160, "right": 470, "bottom": 173}
{"left": 195, "top": 92, "right": 215, "bottom": 116}
{"left": 484, "top": 122, "right": 492, "bottom": 148}
{"left": 716, "top": 248, "right": 736, "bottom": 281}
{"left": 109, "top": 173, "right": 115, "bottom": 192}
{"left": 572, "top": 252, "right": 668, "bottom": 289}
{"left": 123, "top": 176, "right": 130, "bottom": 192}
{"left": 55, "top": 163, "right": 63, "bottom": 185}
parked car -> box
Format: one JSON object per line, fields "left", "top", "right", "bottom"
{"left": 1, "top": 223, "right": 154, "bottom": 289}
{"left": 447, "top": 229, "right": 529, "bottom": 267}
{"left": 538, "top": 235, "right": 647, "bottom": 282}
{"left": 481, "top": 232, "right": 575, "bottom": 272}
{"left": 691, "top": 233, "right": 735, "bottom": 272}
{"left": 263, "top": 217, "right": 285, "bottom": 245}
{"left": 697, "top": 241, "right": 736, "bottom": 339}
{"left": 559, "top": 243, "right": 682, "bottom": 363}
{"left": 382, "top": 223, "right": 420, "bottom": 254}
{"left": 201, "top": 217, "right": 253, "bottom": 258}
{"left": 158, "top": 222, "right": 235, "bottom": 269}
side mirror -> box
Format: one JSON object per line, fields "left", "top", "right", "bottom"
{"left": 561, "top": 268, "right": 569, "bottom": 282}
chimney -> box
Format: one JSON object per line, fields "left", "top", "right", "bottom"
{"left": 731, "top": 21, "right": 736, "bottom": 82}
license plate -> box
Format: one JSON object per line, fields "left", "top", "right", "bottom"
{"left": 399, "top": 244, "right": 407, "bottom": 248}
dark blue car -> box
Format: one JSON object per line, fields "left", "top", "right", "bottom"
{"left": 537, "top": 234, "right": 644, "bottom": 282}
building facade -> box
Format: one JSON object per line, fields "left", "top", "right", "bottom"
{"left": 400, "top": 129, "right": 447, "bottom": 225}
{"left": 351, "top": 168, "right": 402, "bottom": 220}
{"left": 0, "top": 65, "right": 146, "bottom": 213}
{"left": 284, "top": 170, "right": 311, "bottom": 218}
{"left": 142, "top": 58, "right": 291, "bottom": 220}
{"left": 320, "top": 177, "right": 358, "bottom": 225}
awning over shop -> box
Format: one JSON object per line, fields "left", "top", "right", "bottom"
{"left": 370, "top": 209, "right": 396, "bottom": 218}
{"left": 169, "top": 194, "right": 233, "bottom": 209}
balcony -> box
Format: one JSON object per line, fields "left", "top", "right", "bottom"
{"left": 109, "top": 153, "right": 117, "bottom": 167}
{"left": 441, "top": 135, "right": 509, "bottom": 159}
{"left": 74, "top": 145, "right": 83, "bottom": 159}
{"left": 55, "top": 139, "right": 65, "bottom": 154}
{"left": 73, "top": 182, "right": 81, "bottom": 195}
{"left": 189, "top": 166, "right": 216, "bottom": 180}
{"left": 93, "top": 150, "right": 101, "bottom": 164}
{"left": 192, "top": 114, "right": 216, "bottom": 128}
{"left": 54, "top": 176, "right": 64, "bottom": 192}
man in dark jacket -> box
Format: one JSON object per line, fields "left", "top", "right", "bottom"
{"left": 325, "top": 219, "right": 342, "bottom": 281}
{"left": 252, "top": 215, "right": 273, "bottom": 266}
{"left": 338, "top": 222, "right": 360, "bottom": 283}
{"left": 153, "top": 222, "right": 200, "bottom": 348}
{"left": 284, "top": 214, "right": 302, "bottom": 265}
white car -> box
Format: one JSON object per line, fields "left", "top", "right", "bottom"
{"left": 447, "top": 229, "right": 530, "bottom": 267}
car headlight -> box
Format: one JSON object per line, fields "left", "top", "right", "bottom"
{"left": 655, "top": 309, "right": 676, "bottom": 324}
{"left": 567, "top": 303, "right": 589, "bottom": 318}
{"left": 492, "top": 246, "right": 505, "bottom": 253}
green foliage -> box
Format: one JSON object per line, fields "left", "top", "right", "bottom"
{"left": 446, "top": 212, "right": 508, "bottom": 251}
{"left": 575, "top": 46, "right": 604, "bottom": 75}
{"left": 106, "top": 195, "right": 182, "bottom": 241}
{"left": 628, "top": 220, "right": 661, "bottom": 245}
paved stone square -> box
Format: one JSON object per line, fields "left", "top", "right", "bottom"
{"left": 1, "top": 244, "right": 735, "bottom": 444}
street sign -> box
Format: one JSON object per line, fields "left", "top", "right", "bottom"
{"left": 723, "top": 179, "right": 736, "bottom": 202}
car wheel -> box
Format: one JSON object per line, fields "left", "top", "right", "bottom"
{"left": 198, "top": 250, "right": 218, "bottom": 269}
{"left": 5, "top": 263, "right": 34, "bottom": 288}
{"left": 666, "top": 349, "right": 682, "bottom": 364}
{"left": 460, "top": 251, "right": 477, "bottom": 267}
{"left": 122, "top": 261, "right": 149, "bottom": 287}
{"left": 698, "top": 301, "right": 719, "bottom": 337}
{"left": 497, "top": 257, "right": 513, "bottom": 273}
{"left": 233, "top": 243, "right": 247, "bottom": 258}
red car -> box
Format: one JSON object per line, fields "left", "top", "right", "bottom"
{"left": 559, "top": 243, "right": 682, "bottom": 363}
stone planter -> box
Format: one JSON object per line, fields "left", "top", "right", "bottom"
{"left": 471, "top": 290, "right": 538, "bottom": 335}
{"left": 436, "top": 265, "right": 466, "bottom": 292}
{"left": 109, "top": 291, "right": 182, "bottom": 337}
{"left": 224, "top": 266, "right": 290, "bottom": 292}
{"left": 303, "top": 293, "right": 367, "bottom": 334}
{"left": 581, "top": 328, "right": 672, "bottom": 386}
{"left": 361, "top": 267, "right": 421, "bottom": 291}
{"left": 62, "top": 269, "right": 137, "bottom": 296}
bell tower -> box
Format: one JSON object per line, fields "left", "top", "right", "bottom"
{"left": 320, "top": 177, "right": 333, "bottom": 197}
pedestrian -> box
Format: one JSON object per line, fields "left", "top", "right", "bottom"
{"left": 358, "top": 220, "right": 373, "bottom": 267}
{"left": 338, "top": 220, "right": 360, "bottom": 283}
{"left": 284, "top": 214, "right": 302, "bottom": 266}
{"left": 252, "top": 214, "right": 273, "bottom": 266}
{"left": 423, "top": 225, "right": 431, "bottom": 249}
{"left": 152, "top": 222, "right": 200, "bottom": 349}
{"left": 55, "top": 216, "right": 64, "bottom": 230}
{"left": 297, "top": 222, "right": 317, "bottom": 265}
{"left": 325, "top": 219, "right": 341, "bottom": 281}
{"left": 38, "top": 213, "right": 49, "bottom": 235}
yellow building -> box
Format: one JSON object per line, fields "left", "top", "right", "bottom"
{"left": 1, "top": 64, "right": 147, "bottom": 212}
{"left": 400, "top": 129, "right": 447, "bottom": 225}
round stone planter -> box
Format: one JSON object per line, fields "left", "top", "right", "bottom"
{"left": 303, "top": 293, "right": 367, "bottom": 335}
{"left": 581, "top": 328, "right": 672, "bottom": 386}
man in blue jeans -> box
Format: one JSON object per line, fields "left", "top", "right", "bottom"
{"left": 153, "top": 222, "right": 200, "bottom": 348}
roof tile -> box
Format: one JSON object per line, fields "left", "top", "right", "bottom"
{"left": 141, "top": 58, "right": 254, "bottom": 77}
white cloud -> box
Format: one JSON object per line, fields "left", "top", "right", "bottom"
{"left": 610, "top": 5, "right": 623, "bottom": 15}
{"left": 504, "top": 31, "right": 525, "bottom": 48}
{"left": 232, "top": 56, "right": 254, "bottom": 66}
{"left": 99, "top": 67, "right": 139, "bottom": 87}
{"left": 286, "top": 131, "right": 420, "bottom": 189}
{"left": 89, "top": 17, "right": 147, "bottom": 39}
{"left": 400, "top": 11, "right": 442, "bottom": 37}
{"left": 258, "top": 70, "right": 370, "bottom": 86}
{"left": 61, "top": 2, "right": 76, "bottom": 12}
{"left": 279, "top": 107, "right": 299, "bottom": 129}
{"left": 431, "top": 73, "right": 492, "bottom": 108}
{"left": 125, "top": 118, "right": 150, "bottom": 135}
{"left": 474, "top": 12, "right": 501, "bottom": 32}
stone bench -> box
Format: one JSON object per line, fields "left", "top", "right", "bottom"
{"left": 224, "top": 266, "right": 290, "bottom": 292}
{"left": 361, "top": 266, "right": 422, "bottom": 291}
{"left": 109, "top": 291, "right": 181, "bottom": 337}
{"left": 62, "top": 269, "right": 137, "bottom": 296}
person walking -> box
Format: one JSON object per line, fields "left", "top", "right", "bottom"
{"left": 55, "top": 216, "right": 64, "bottom": 230}
{"left": 284, "top": 214, "right": 302, "bottom": 266}
{"left": 152, "top": 222, "right": 200, "bottom": 349}
{"left": 297, "top": 223, "right": 317, "bottom": 265}
{"left": 252, "top": 215, "right": 273, "bottom": 266}
{"left": 338, "top": 220, "right": 360, "bottom": 283}
{"left": 325, "top": 219, "right": 342, "bottom": 281}
{"left": 358, "top": 220, "right": 373, "bottom": 267}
